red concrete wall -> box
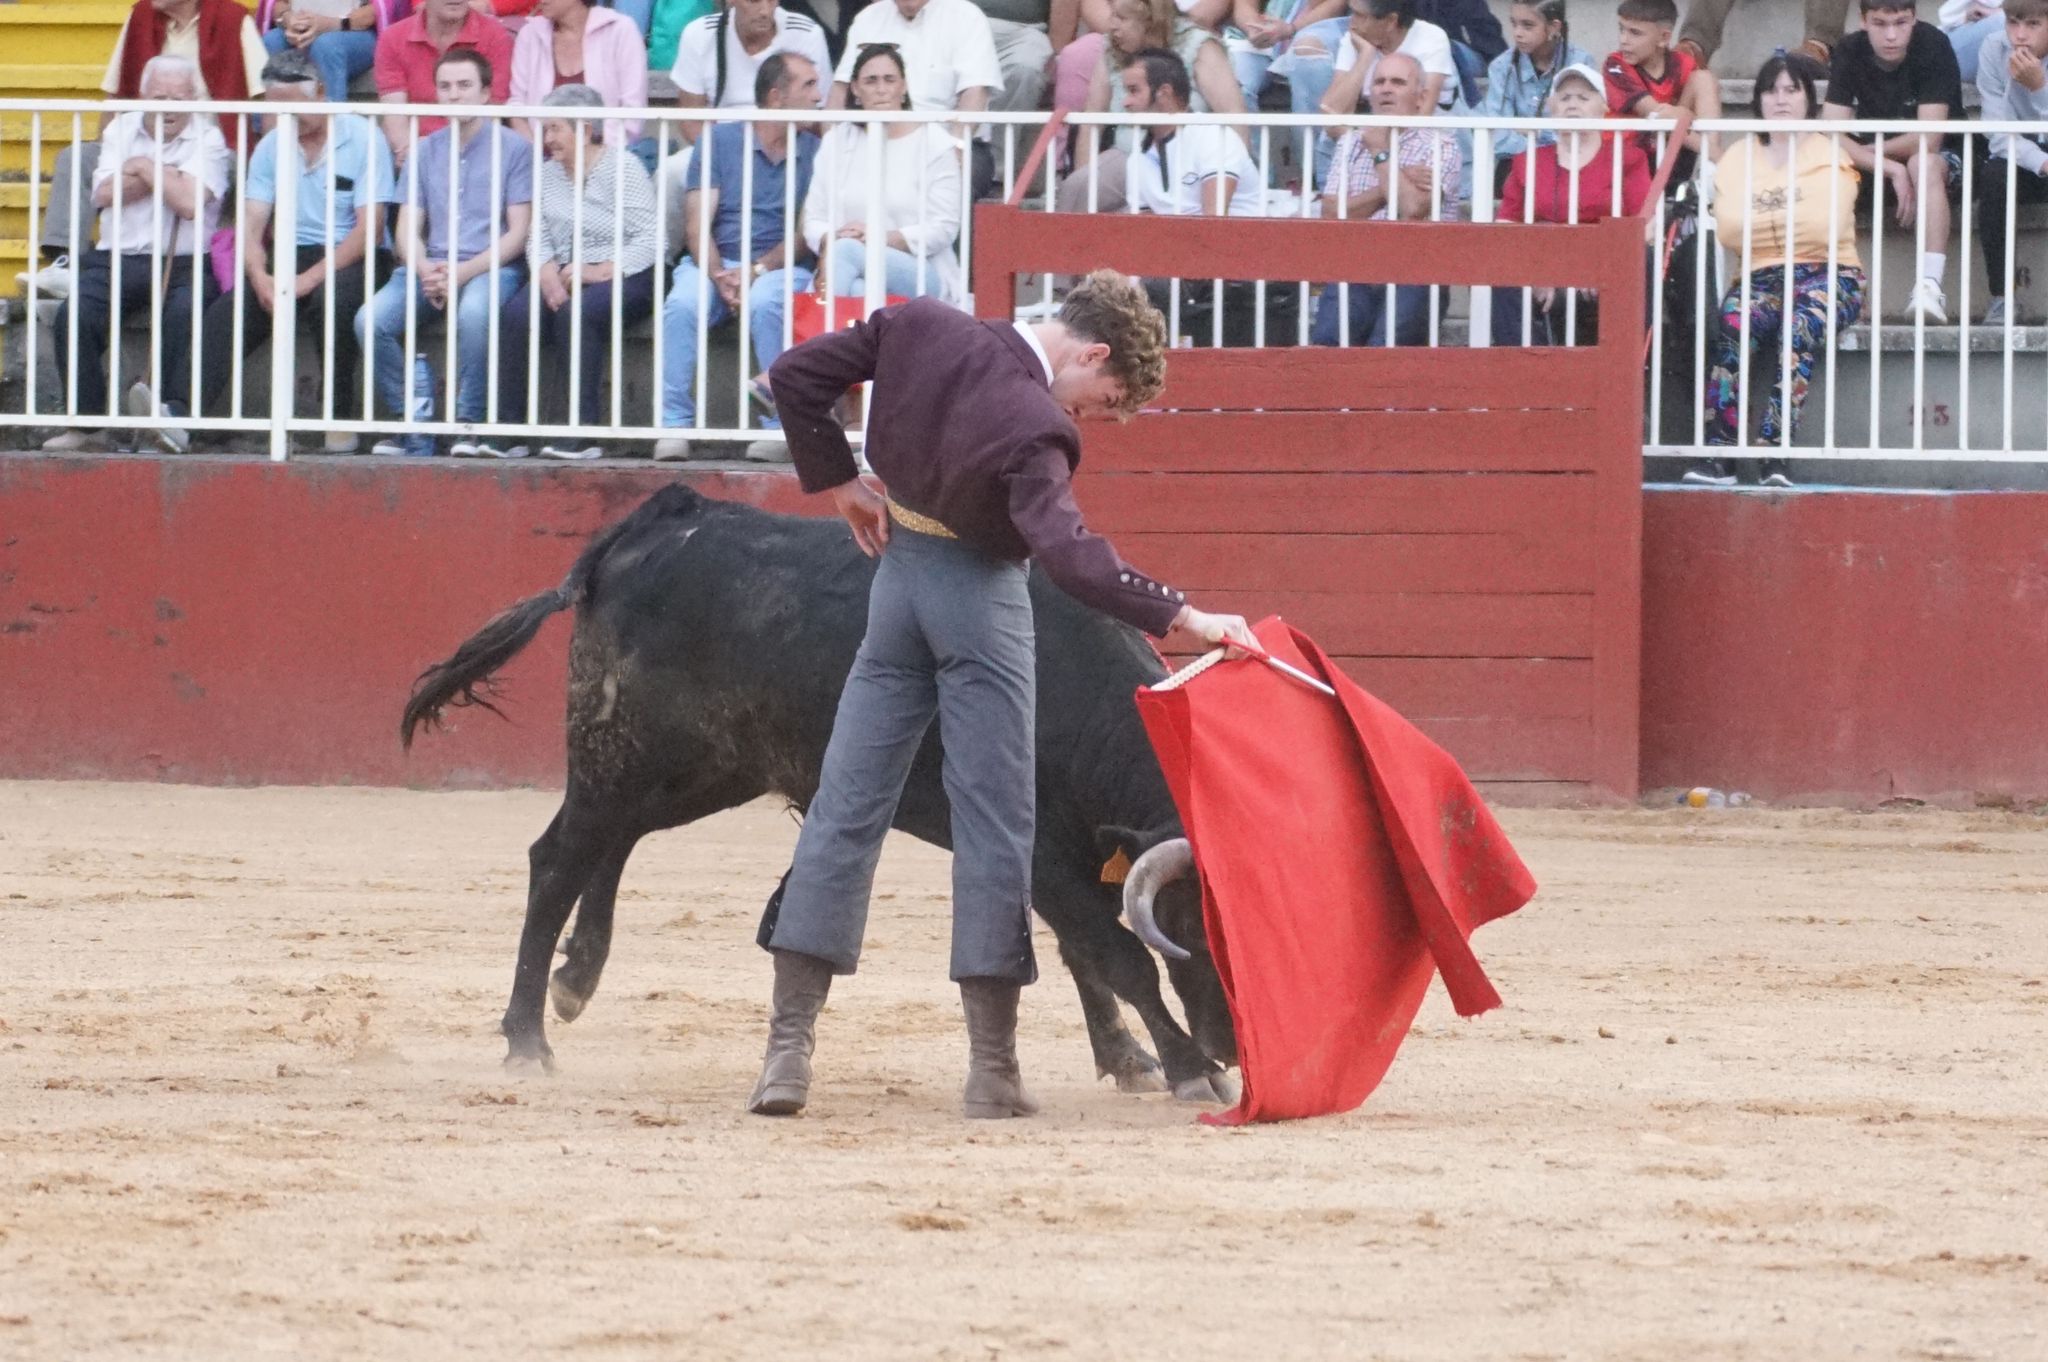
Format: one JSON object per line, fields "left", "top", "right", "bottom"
{"left": 4, "top": 455, "right": 2045, "bottom": 801}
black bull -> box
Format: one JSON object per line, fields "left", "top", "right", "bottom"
{"left": 401, "top": 485, "right": 1241, "bottom": 1100}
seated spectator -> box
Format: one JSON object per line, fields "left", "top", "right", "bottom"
{"left": 508, "top": 0, "right": 648, "bottom": 146}
{"left": 257, "top": 0, "right": 408, "bottom": 103}
{"left": 670, "top": 0, "right": 831, "bottom": 132}
{"left": 967, "top": 0, "right": 1056, "bottom": 114}
{"left": 1056, "top": 0, "right": 1243, "bottom": 216}
{"left": 1478, "top": 0, "right": 1594, "bottom": 184}
{"left": 1695, "top": 51, "right": 1865, "bottom": 488}
{"left": 103, "top": 0, "right": 267, "bottom": 151}
{"left": 1975, "top": 0, "right": 2048, "bottom": 325}
{"left": 1602, "top": 0, "right": 1721, "bottom": 174}
{"left": 655, "top": 53, "right": 820, "bottom": 462}
{"left": 46, "top": 56, "right": 229, "bottom": 453}
{"left": 1673, "top": 0, "right": 1845, "bottom": 71}
{"left": 1490, "top": 61, "right": 1650, "bottom": 347}
{"left": 798, "top": 43, "right": 964, "bottom": 311}
{"left": 1052, "top": 0, "right": 1236, "bottom": 123}
{"left": 1413, "top": 0, "right": 1504, "bottom": 106}
{"left": 1942, "top": 0, "right": 2007, "bottom": 83}
{"left": 1309, "top": 0, "right": 1467, "bottom": 187}
{"left": 494, "top": 85, "right": 659, "bottom": 459}
{"left": 355, "top": 49, "right": 534, "bottom": 457}
{"left": 829, "top": 0, "right": 1001, "bottom": 197}
{"left": 172, "top": 49, "right": 395, "bottom": 453}
{"left": 1311, "top": 51, "right": 1459, "bottom": 346}
{"left": 1823, "top": 0, "right": 1964, "bottom": 323}
{"left": 374, "top": 0, "right": 515, "bottom": 167}
{"left": 1223, "top": 0, "right": 1344, "bottom": 116}
{"left": 1123, "top": 46, "right": 1261, "bottom": 214}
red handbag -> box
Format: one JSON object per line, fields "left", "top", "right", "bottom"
{"left": 787, "top": 271, "right": 909, "bottom": 346}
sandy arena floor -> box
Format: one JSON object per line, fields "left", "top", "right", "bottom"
{"left": 2, "top": 781, "right": 2044, "bottom": 1361}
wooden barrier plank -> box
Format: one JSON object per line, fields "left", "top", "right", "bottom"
{"left": 1192, "top": 590, "right": 1595, "bottom": 658}
{"left": 1077, "top": 472, "right": 1595, "bottom": 536}
{"left": 1407, "top": 716, "right": 1597, "bottom": 782}
{"left": 1120, "top": 531, "right": 1594, "bottom": 594}
{"left": 1322, "top": 657, "right": 1592, "bottom": 720}
{"left": 1139, "top": 345, "right": 1609, "bottom": 415}
{"left": 1089, "top": 410, "right": 1603, "bottom": 473}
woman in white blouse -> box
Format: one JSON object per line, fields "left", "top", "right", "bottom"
{"left": 494, "top": 84, "right": 659, "bottom": 460}
{"left": 801, "top": 43, "right": 964, "bottom": 306}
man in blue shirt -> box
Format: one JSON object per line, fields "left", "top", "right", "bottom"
{"left": 654, "top": 51, "right": 819, "bottom": 462}
{"left": 179, "top": 49, "right": 395, "bottom": 454}
{"left": 354, "top": 47, "right": 534, "bottom": 457}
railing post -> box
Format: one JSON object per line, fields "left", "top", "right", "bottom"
{"left": 269, "top": 110, "right": 299, "bottom": 462}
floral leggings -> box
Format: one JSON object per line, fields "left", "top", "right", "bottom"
{"left": 1704, "top": 264, "right": 1866, "bottom": 446}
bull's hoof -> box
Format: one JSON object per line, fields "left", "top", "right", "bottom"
{"left": 549, "top": 970, "right": 589, "bottom": 1023}
{"left": 1172, "top": 1069, "right": 1241, "bottom": 1105}
{"left": 1102, "top": 1054, "right": 1170, "bottom": 1095}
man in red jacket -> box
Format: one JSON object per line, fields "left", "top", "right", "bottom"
{"left": 103, "top": 0, "right": 267, "bottom": 150}
{"left": 748, "top": 271, "right": 1255, "bottom": 1120}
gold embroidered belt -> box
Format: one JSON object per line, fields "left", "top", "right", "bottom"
{"left": 886, "top": 498, "right": 958, "bottom": 540}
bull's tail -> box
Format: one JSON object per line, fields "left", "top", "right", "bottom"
{"left": 400, "top": 488, "right": 693, "bottom": 748}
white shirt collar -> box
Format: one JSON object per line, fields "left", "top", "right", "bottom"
{"left": 1012, "top": 321, "right": 1054, "bottom": 385}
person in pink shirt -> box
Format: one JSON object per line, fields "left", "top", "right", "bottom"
{"left": 507, "top": 0, "right": 648, "bottom": 145}
{"left": 374, "top": 0, "right": 514, "bottom": 164}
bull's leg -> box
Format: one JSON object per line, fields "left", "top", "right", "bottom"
{"left": 1059, "top": 943, "right": 1168, "bottom": 1094}
{"left": 501, "top": 797, "right": 618, "bottom": 1073}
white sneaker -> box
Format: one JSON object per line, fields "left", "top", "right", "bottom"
{"left": 17, "top": 255, "right": 73, "bottom": 299}
{"left": 448, "top": 437, "right": 483, "bottom": 457}
{"left": 743, "top": 437, "right": 790, "bottom": 463}
{"left": 125, "top": 381, "right": 189, "bottom": 453}
{"left": 540, "top": 443, "right": 601, "bottom": 461}
{"left": 40, "top": 428, "right": 109, "bottom": 452}
{"left": 1907, "top": 278, "right": 1948, "bottom": 325}
{"left": 651, "top": 437, "right": 693, "bottom": 461}
{"left": 1982, "top": 296, "right": 2008, "bottom": 327}
{"left": 322, "top": 430, "right": 361, "bottom": 454}
{"left": 480, "top": 441, "right": 530, "bottom": 459}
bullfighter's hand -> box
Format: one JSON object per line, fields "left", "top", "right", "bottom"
{"left": 1168, "top": 605, "right": 1256, "bottom": 657}
{"left": 831, "top": 478, "right": 891, "bottom": 557}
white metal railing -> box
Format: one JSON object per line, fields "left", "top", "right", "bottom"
{"left": 6, "top": 100, "right": 2048, "bottom": 467}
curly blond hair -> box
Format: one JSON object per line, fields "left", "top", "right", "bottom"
{"left": 1057, "top": 269, "right": 1168, "bottom": 418}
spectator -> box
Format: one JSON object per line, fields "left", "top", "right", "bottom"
{"left": 1694, "top": 51, "right": 1865, "bottom": 488}
{"left": 828, "top": 0, "right": 1000, "bottom": 196}
{"left": 103, "top": 0, "right": 267, "bottom": 151}
{"left": 1942, "top": 0, "right": 2007, "bottom": 83}
{"left": 1057, "top": 0, "right": 1243, "bottom": 216}
{"left": 649, "top": 0, "right": 717, "bottom": 77}
{"left": 798, "top": 43, "right": 964, "bottom": 311}
{"left": 355, "top": 48, "right": 534, "bottom": 457}
{"left": 1123, "top": 46, "right": 1260, "bottom": 214}
{"left": 1672, "top": 0, "right": 1846, "bottom": 71}
{"left": 494, "top": 85, "right": 659, "bottom": 458}
{"left": 257, "top": 0, "right": 410, "bottom": 103}
{"left": 966, "top": 0, "right": 1057, "bottom": 115}
{"left": 375, "top": 0, "right": 515, "bottom": 166}
{"left": 508, "top": 0, "right": 649, "bottom": 145}
{"left": 1310, "top": 0, "right": 1466, "bottom": 187}
{"left": 670, "top": 0, "right": 831, "bottom": 128}
{"left": 1478, "top": 0, "right": 1594, "bottom": 176}
{"left": 654, "top": 53, "right": 820, "bottom": 462}
{"left": 1413, "top": 0, "right": 1504, "bottom": 106}
{"left": 45, "top": 56, "right": 228, "bottom": 454}
{"left": 1051, "top": 0, "right": 1236, "bottom": 123}
{"left": 1224, "top": 0, "right": 1344, "bottom": 116}
{"left": 1822, "top": 0, "right": 1964, "bottom": 323}
{"left": 174, "top": 49, "right": 394, "bottom": 454}
{"left": 1491, "top": 61, "right": 1650, "bottom": 347}
{"left": 1602, "top": 0, "right": 1722, "bottom": 172}
{"left": 1973, "top": 0, "right": 2048, "bottom": 324}
{"left": 1311, "top": 51, "right": 1459, "bottom": 346}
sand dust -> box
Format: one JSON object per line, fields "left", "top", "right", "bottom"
{"left": 2, "top": 781, "right": 2044, "bottom": 1361}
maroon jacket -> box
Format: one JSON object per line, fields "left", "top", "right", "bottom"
{"left": 768, "top": 299, "right": 1184, "bottom": 638}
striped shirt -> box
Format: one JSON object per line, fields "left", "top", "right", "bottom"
{"left": 531, "top": 145, "right": 659, "bottom": 277}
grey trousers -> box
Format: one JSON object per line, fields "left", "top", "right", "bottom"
{"left": 767, "top": 523, "right": 1039, "bottom": 985}
{"left": 1678, "top": 0, "right": 1850, "bottom": 59}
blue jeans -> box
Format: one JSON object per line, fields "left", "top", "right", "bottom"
{"left": 1287, "top": 17, "right": 1352, "bottom": 184}
{"left": 660, "top": 255, "right": 812, "bottom": 428}
{"left": 823, "top": 238, "right": 943, "bottom": 302}
{"left": 1310, "top": 281, "right": 1431, "bottom": 347}
{"left": 355, "top": 264, "right": 527, "bottom": 425}
{"left": 1230, "top": 26, "right": 1341, "bottom": 115}
{"left": 263, "top": 26, "right": 377, "bottom": 102}
{"left": 1948, "top": 14, "right": 2003, "bottom": 83}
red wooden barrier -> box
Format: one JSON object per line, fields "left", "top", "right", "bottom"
{"left": 973, "top": 206, "right": 1646, "bottom": 796}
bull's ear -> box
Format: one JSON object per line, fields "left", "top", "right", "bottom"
{"left": 1093, "top": 825, "right": 1146, "bottom": 886}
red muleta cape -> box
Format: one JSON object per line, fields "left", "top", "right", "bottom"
{"left": 1135, "top": 619, "right": 1537, "bottom": 1125}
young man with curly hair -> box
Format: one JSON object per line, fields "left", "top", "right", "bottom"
{"left": 748, "top": 270, "right": 1256, "bottom": 1121}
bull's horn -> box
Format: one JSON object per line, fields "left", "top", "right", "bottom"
{"left": 1121, "top": 838, "right": 1195, "bottom": 961}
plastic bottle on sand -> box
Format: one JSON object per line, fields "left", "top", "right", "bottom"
{"left": 1679, "top": 788, "right": 1752, "bottom": 808}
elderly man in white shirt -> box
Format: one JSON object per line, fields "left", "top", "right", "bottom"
{"left": 671, "top": 0, "right": 831, "bottom": 124}
{"left": 829, "top": 0, "right": 1005, "bottom": 197}
{"left": 45, "top": 55, "right": 230, "bottom": 452}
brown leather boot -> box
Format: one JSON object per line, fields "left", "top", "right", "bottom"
{"left": 1674, "top": 37, "right": 1709, "bottom": 69}
{"left": 746, "top": 950, "right": 833, "bottom": 1116}
{"left": 959, "top": 977, "right": 1039, "bottom": 1119}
